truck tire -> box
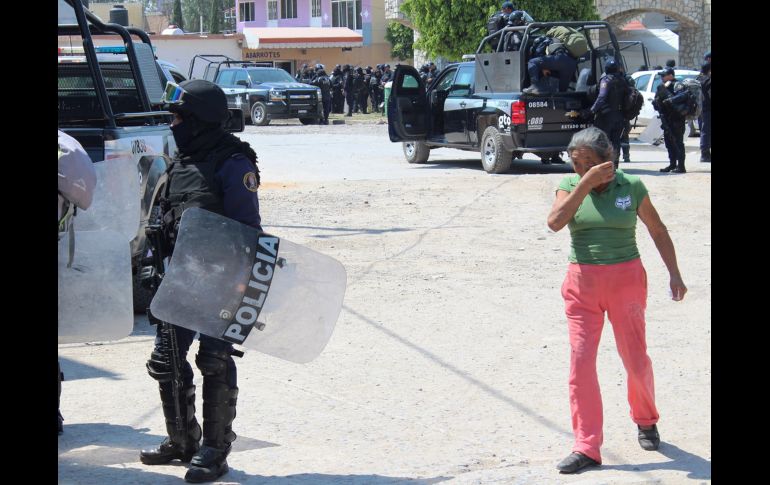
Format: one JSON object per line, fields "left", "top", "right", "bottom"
{"left": 299, "top": 118, "right": 317, "bottom": 125}
{"left": 250, "top": 102, "right": 270, "bottom": 126}
{"left": 403, "top": 141, "right": 430, "bottom": 164}
{"left": 480, "top": 126, "right": 512, "bottom": 174}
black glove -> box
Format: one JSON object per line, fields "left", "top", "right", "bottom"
{"left": 580, "top": 108, "right": 594, "bottom": 121}
{"left": 662, "top": 98, "right": 672, "bottom": 106}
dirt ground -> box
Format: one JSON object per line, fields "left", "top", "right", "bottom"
{"left": 58, "top": 121, "right": 711, "bottom": 484}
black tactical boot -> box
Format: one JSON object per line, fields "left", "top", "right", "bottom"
{"left": 185, "top": 384, "right": 238, "bottom": 483}
{"left": 659, "top": 161, "right": 676, "bottom": 173}
{"left": 673, "top": 157, "right": 686, "bottom": 173}
{"left": 700, "top": 149, "right": 711, "bottom": 163}
{"left": 140, "top": 384, "right": 201, "bottom": 465}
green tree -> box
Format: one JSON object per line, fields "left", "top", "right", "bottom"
{"left": 209, "top": 0, "right": 223, "bottom": 34}
{"left": 385, "top": 23, "right": 414, "bottom": 61}
{"left": 400, "top": 0, "right": 598, "bottom": 60}
{"left": 183, "top": 0, "right": 210, "bottom": 33}
{"left": 172, "top": 0, "right": 184, "bottom": 29}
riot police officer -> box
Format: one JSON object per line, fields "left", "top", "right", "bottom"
{"left": 590, "top": 60, "right": 627, "bottom": 169}
{"left": 312, "top": 67, "right": 333, "bottom": 124}
{"left": 140, "top": 79, "right": 261, "bottom": 483}
{"left": 486, "top": 1, "right": 516, "bottom": 49}
{"left": 343, "top": 64, "right": 356, "bottom": 116}
{"left": 652, "top": 67, "right": 689, "bottom": 173}
{"left": 618, "top": 66, "right": 635, "bottom": 164}
{"left": 353, "top": 66, "right": 368, "bottom": 114}
{"left": 330, "top": 64, "right": 345, "bottom": 113}
{"left": 370, "top": 67, "right": 383, "bottom": 112}
{"left": 381, "top": 64, "right": 393, "bottom": 85}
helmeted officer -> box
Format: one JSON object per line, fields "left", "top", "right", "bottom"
{"left": 353, "top": 66, "right": 368, "bottom": 114}
{"left": 140, "top": 79, "right": 261, "bottom": 483}
{"left": 590, "top": 59, "right": 628, "bottom": 169}
{"left": 652, "top": 67, "right": 689, "bottom": 173}
{"left": 343, "top": 64, "right": 356, "bottom": 116}
{"left": 487, "top": 1, "right": 516, "bottom": 49}
{"left": 312, "top": 67, "right": 333, "bottom": 124}
{"left": 330, "top": 64, "right": 345, "bottom": 113}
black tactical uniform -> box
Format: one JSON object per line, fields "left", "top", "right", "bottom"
{"left": 312, "top": 68, "right": 332, "bottom": 124}
{"left": 343, "top": 65, "right": 356, "bottom": 116}
{"left": 140, "top": 80, "right": 261, "bottom": 483}
{"left": 370, "top": 69, "right": 383, "bottom": 112}
{"left": 653, "top": 68, "right": 689, "bottom": 173}
{"left": 330, "top": 65, "right": 345, "bottom": 113}
{"left": 619, "top": 71, "right": 635, "bottom": 163}
{"left": 590, "top": 60, "right": 627, "bottom": 169}
{"left": 353, "top": 67, "right": 367, "bottom": 114}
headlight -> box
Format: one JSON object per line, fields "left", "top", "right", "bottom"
{"left": 316, "top": 88, "right": 322, "bottom": 98}
{"left": 269, "top": 89, "right": 286, "bottom": 101}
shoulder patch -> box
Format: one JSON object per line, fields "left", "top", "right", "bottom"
{"left": 243, "top": 172, "right": 259, "bottom": 192}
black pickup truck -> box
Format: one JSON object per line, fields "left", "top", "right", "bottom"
{"left": 387, "top": 21, "right": 623, "bottom": 173}
{"left": 58, "top": 0, "right": 243, "bottom": 310}
{"left": 190, "top": 56, "right": 323, "bottom": 126}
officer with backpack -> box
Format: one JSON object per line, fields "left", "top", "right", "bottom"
{"left": 589, "top": 60, "right": 627, "bottom": 169}
{"left": 652, "top": 68, "right": 690, "bottom": 173}
{"left": 487, "top": 1, "right": 516, "bottom": 49}
{"left": 140, "top": 79, "right": 261, "bottom": 482}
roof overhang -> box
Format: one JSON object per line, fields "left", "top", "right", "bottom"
{"left": 242, "top": 27, "right": 363, "bottom": 49}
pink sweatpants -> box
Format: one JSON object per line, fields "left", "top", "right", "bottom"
{"left": 561, "top": 258, "right": 659, "bottom": 463}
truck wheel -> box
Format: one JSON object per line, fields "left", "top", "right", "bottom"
{"left": 250, "top": 102, "right": 270, "bottom": 126}
{"left": 480, "top": 126, "right": 512, "bottom": 173}
{"left": 403, "top": 141, "right": 430, "bottom": 164}
{"left": 299, "top": 118, "right": 317, "bottom": 125}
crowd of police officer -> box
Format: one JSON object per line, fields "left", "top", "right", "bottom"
{"left": 294, "top": 62, "right": 397, "bottom": 117}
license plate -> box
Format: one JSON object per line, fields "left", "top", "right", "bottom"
{"left": 298, "top": 110, "right": 307, "bottom": 114}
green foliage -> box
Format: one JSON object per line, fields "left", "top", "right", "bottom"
{"left": 400, "top": 0, "right": 599, "bottom": 60}
{"left": 209, "top": 0, "right": 223, "bottom": 34}
{"left": 183, "top": 0, "right": 209, "bottom": 33}
{"left": 172, "top": 0, "right": 184, "bottom": 29}
{"left": 385, "top": 23, "right": 414, "bottom": 61}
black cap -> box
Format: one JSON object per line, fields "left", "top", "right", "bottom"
{"left": 659, "top": 67, "right": 675, "bottom": 78}
{"left": 502, "top": 1, "right": 514, "bottom": 10}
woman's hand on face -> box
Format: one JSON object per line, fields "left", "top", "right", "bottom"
{"left": 580, "top": 161, "right": 615, "bottom": 190}
{"left": 670, "top": 275, "right": 687, "bottom": 301}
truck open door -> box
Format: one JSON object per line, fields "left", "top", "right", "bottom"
{"left": 387, "top": 65, "right": 428, "bottom": 142}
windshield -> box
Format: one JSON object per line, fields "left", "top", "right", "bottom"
{"left": 247, "top": 69, "right": 296, "bottom": 84}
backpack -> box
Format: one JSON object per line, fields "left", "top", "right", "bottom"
{"left": 622, "top": 85, "right": 645, "bottom": 121}
{"left": 487, "top": 12, "right": 506, "bottom": 36}
{"left": 680, "top": 77, "right": 703, "bottom": 119}
{"left": 545, "top": 26, "right": 589, "bottom": 59}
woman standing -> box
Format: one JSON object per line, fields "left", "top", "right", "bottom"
{"left": 547, "top": 127, "right": 687, "bottom": 474}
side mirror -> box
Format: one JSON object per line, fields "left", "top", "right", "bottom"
{"left": 236, "top": 79, "right": 249, "bottom": 87}
{"left": 224, "top": 108, "right": 245, "bottom": 133}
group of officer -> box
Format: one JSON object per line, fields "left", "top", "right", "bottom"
{"left": 295, "top": 62, "right": 395, "bottom": 116}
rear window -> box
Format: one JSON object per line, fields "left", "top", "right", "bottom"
{"left": 58, "top": 62, "right": 143, "bottom": 123}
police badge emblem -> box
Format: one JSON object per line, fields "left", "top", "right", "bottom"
{"left": 243, "top": 172, "right": 259, "bottom": 192}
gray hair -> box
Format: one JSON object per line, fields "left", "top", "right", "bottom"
{"left": 567, "top": 127, "right": 615, "bottom": 161}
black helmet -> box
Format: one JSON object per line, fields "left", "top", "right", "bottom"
{"left": 166, "top": 79, "right": 228, "bottom": 123}
{"left": 315, "top": 63, "right": 324, "bottom": 70}
{"left": 356, "top": 66, "right": 363, "bottom": 74}
{"left": 335, "top": 64, "right": 341, "bottom": 69}
{"left": 604, "top": 59, "right": 619, "bottom": 74}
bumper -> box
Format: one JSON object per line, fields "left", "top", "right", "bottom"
{"left": 265, "top": 102, "right": 322, "bottom": 119}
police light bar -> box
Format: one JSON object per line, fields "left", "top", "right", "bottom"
{"left": 58, "top": 46, "right": 85, "bottom": 55}
{"left": 94, "top": 45, "right": 157, "bottom": 54}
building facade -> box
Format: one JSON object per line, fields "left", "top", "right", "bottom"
{"left": 235, "top": 0, "right": 401, "bottom": 74}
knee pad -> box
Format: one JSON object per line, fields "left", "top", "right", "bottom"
{"left": 195, "top": 348, "right": 231, "bottom": 377}
{"left": 146, "top": 350, "right": 173, "bottom": 382}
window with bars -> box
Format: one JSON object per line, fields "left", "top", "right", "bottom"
{"left": 331, "top": 0, "right": 362, "bottom": 30}
{"left": 281, "top": 0, "right": 297, "bottom": 19}
{"left": 239, "top": 1, "right": 255, "bottom": 22}
{"left": 312, "top": 0, "right": 321, "bottom": 18}
{"left": 268, "top": 0, "right": 278, "bottom": 20}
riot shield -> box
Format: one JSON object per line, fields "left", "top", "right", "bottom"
{"left": 75, "top": 156, "right": 140, "bottom": 241}
{"left": 150, "top": 208, "right": 347, "bottom": 364}
{"left": 58, "top": 230, "right": 134, "bottom": 344}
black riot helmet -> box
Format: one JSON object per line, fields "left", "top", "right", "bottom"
{"left": 356, "top": 66, "right": 364, "bottom": 74}
{"left": 163, "top": 79, "right": 228, "bottom": 123}
{"left": 604, "top": 59, "right": 620, "bottom": 74}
